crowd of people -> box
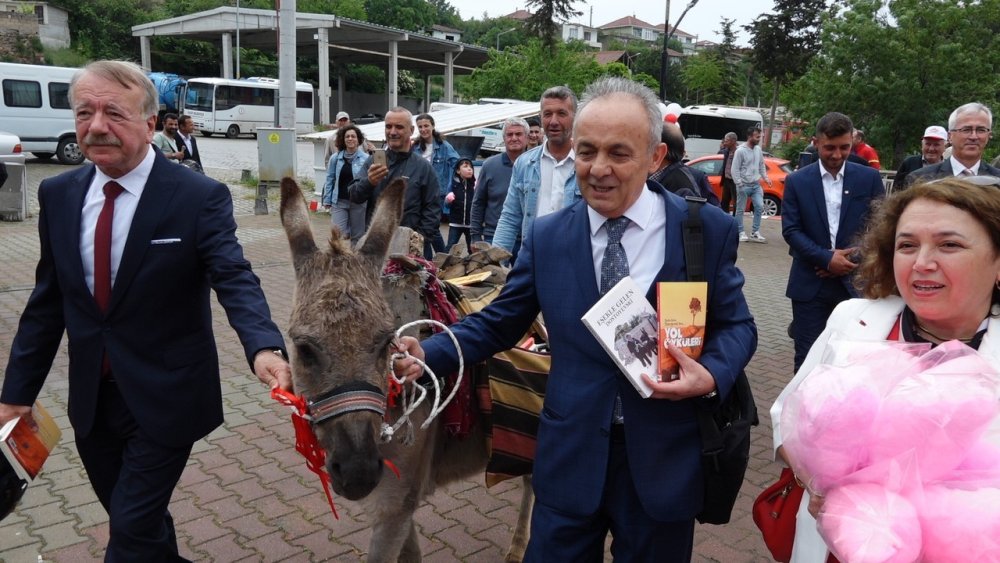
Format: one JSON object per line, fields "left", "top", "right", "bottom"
{"left": 3, "top": 58, "right": 999, "bottom": 561}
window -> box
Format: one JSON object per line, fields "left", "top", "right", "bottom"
{"left": 584, "top": 31, "right": 592, "bottom": 41}
{"left": 185, "top": 83, "right": 215, "bottom": 112}
{"left": 48, "top": 82, "right": 70, "bottom": 109}
{"left": 569, "top": 27, "right": 579, "bottom": 39}
{"left": 2, "top": 79, "right": 42, "bottom": 108}
{"left": 296, "top": 90, "right": 312, "bottom": 109}
{"left": 690, "top": 158, "right": 723, "bottom": 176}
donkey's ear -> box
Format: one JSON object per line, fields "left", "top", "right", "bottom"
{"left": 358, "top": 178, "right": 406, "bottom": 269}
{"left": 280, "top": 177, "right": 318, "bottom": 269}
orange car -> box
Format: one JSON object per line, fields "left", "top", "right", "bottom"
{"left": 686, "top": 154, "right": 792, "bottom": 217}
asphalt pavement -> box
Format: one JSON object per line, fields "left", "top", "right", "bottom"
{"left": 0, "top": 141, "right": 795, "bottom": 562}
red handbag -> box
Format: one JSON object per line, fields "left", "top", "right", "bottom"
{"left": 752, "top": 467, "right": 805, "bottom": 563}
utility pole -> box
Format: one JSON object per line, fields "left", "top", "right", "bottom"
{"left": 659, "top": 0, "right": 700, "bottom": 102}
{"left": 277, "top": 0, "right": 296, "bottom": 129}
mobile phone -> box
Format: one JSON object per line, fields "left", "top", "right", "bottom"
{"left": 372, "top": 149, "right": 387, "bottom": 167}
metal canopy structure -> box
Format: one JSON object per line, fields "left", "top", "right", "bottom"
{"left": 132, "top": 7, "right": 490, "bottom": 124}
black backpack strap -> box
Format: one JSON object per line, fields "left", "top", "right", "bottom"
{"left": 682, "top": 196, "right": 724, "bottom": 457}
{"left": 682, "top": 196, "right": 707, "bottom": 283}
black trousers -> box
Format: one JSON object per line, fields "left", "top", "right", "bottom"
{"left": 720, "top": 176, "right": 737, "bottom": 216}
{"left": 76, "top": 380, "right": 193, "bottom": 562}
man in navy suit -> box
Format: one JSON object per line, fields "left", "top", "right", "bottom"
{"left": 0, "top": 60, "right": 292, "bottom": 560}
{"left": 908, "top": 102, "right": 1000, "bottom": 186}
{"left": 174, "top": 114, "right": 202, "bottom": 170}
{"left": 395, "top": 77, "right": 756, "bottom": 562}
{"left": 782, "top": 112, "right": 885, "bottom": 371}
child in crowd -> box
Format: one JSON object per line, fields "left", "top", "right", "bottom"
{"left": 445, "top": 158, "right": 476, "bottom": 252}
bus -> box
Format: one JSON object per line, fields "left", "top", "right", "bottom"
{"left": 677, "top": 105, "right": 765, "bottom": 160}
{"left": 0, "top": 62, "right": 83, "bottom": 164}
{"left": 182, "top": 77, "right": 314, "bottom": 138}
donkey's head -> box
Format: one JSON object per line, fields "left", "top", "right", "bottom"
{"left": 279, "top": 176, "right": 405, "bottom": 500}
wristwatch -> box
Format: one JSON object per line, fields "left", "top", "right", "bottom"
{"left": 261, "top": 348, "right": 286, "bottom": 361}
{"left": 701, "top": 389, "right": 718, "bottom": 399}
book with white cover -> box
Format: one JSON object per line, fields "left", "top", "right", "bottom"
{"left": 581, "top": 276, "right": 658, "bottom": 398}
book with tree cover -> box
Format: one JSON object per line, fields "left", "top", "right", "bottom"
{"left": 657, "top": 282, "right": 708, "bottom": 379}
{"left": 581, "top": 276, "right": 657, "bottom": 398}
{"left": 0, "top": 401, "right": 61, "bottom": 482}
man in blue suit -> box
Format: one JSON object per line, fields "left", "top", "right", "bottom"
{"left": 0, "top": 61, "right": 292, "bottom": 560}
{"left": 782, "top": 112, "right": 885, "bottom": 370}
{"left": 395, "top": 77, "right": 756, "bottom": 561}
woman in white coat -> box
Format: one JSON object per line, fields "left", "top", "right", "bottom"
{"left": 771, "top": 177, "right": 1000, "bottom": 562}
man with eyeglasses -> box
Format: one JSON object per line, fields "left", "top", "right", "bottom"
{"left": 909, "top": 102, "right": 1000, "bottom": 185}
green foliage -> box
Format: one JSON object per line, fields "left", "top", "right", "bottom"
{"left": 461, "top": 39, "right": 602, "bottom": 101}
{"left": 43, "top": 47, "right": 90, "bottom": 67}
{"left": 772, "top": 137, "right": 809, "bottom": 163}
{"left": 364, "top": 0, "right": 435, "bottom": 32}
{"left": 744, "top": 0, "right": 827, "bottom": 146}
{"left": 299, "top": 0, "right": 366, "bottom": 18}
{"left": 785, "top": 0, "right": 1000, "bottom": 168}
{"left": 632, "top": 73, "right": 659, "bottom": 92}
{"left": 681, "top": 52, "right": 723, "bottom": 103}
{"left": 427, "top": 0, "right": 462, "bottom": 28}
{"left": 524, "top": 0, "right": 582, "bottom": 51}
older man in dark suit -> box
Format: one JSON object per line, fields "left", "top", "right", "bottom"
{"left": 782, "top": 112, "right": 885, "bottom": 370}
{"left": 908, "top": 102, "right": 1000, "bottom": 186}
{"left": 0, "top": 60, "right": 292, "bottom": 560}
{"left": 395, "top": 77, "right": 756, "bottom": 562}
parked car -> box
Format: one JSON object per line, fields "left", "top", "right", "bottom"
{"left": 686, "top": 154, "right": 792, "bottom": 217}
{"left": 0, "top": 130, "right": 22, "bottom": 156}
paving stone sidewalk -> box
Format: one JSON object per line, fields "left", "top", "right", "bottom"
{"left": 0, "top": 170, "right": 793, "bottom": 561}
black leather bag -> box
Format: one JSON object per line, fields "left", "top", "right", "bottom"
{"left": 681, "top": 197, "right": 759, "bottom": 525}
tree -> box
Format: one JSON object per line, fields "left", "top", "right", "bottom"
{"left": 785, "top": 0, "right": 1000, "bottom": 167}
{"left": 524, "top": 0, "right": 582, "bottom": 51}
{"left": 364, "top": 0, "right": 435, "bottom": 32}
{"left": 713, "top": 18, "right": 742, "bottom": 105}
{"left": 681, "top": 52, "right": 723, "bottom": 103}
{"left": 744, "top": 0, "right": 828, "bottom": 147}
{"left": 427, "top": 0, "right": 462, "bottom": 28}
{"left": 461, "top": 39, "right": 602, "bottom": 101}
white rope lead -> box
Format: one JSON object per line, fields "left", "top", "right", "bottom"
{"left": 383, "top": 318, "right": 465, "bottom": 442}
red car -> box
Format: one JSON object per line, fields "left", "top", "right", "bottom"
{"left": 686, "top": 154, "right": 792, "bottom": 217}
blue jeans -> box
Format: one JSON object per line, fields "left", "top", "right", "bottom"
{"left": 735, "top": 183, "right": 764, "bottom": 233}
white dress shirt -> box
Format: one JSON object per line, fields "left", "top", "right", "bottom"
{"left": 588, "top": 185, "right": 667, "bottom": 294}
{"left": 536, "top": 141, "right": 575, "bottom": 218}
{"left": 949, "top": 155, "right": 979, "bottom": 176}
{"left": 177, "top": 131, "right": 193, "bottom": 156}
{"left": 819, "top": 162, "right": 845, "bottom": 248}
{"left": 79, "top": 146, "right": 156, "bottom": 295}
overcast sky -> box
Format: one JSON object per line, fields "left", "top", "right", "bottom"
{"left": 448, "top": 0, "right": 777, "bottom": 46}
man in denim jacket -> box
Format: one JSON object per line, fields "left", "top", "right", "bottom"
{"left": 492, "top": 86, "right": 582, "bottom": 261}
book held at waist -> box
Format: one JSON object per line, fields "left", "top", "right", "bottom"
{"left": 0, "top": 401, "right": 61, "bottom": 482}
{"left": 657, "top": 281, "right": 708, "bottom": 379}
{"left": 581, "top": 276, "right": 657, "bottom": 398}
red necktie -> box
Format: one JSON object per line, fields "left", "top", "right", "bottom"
{"left": 94, "top": 181, "right": 124, "bottom": 313}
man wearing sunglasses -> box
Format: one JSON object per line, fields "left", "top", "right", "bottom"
{"left": 909, "top": 102, "right": 1000, "bottom": 185}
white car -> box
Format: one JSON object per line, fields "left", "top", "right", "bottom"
{"left": 0, "top": 130, "right": 22, "bottom": 156}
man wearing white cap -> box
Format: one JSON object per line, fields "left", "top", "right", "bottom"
{"left": 908, "top": 102, "right": 1000, "bottom": 185}
{"left": 894, "top": 125, "right": 947, "bottom": 189}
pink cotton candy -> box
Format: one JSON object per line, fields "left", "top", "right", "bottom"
{"left": 869, "top": 343, "right": 1000, "bottom": 482}
{"left": 782, "top": 365, "right": 881, "bottom": 492}
{"left": 818, "top": 483, "right": 922, "bottom": 563}
{"left": 871, "top": 364, "right": 1000, "bottom": 482}
{"left": 917, "top": 485, "right": 1000, "bottom": 562}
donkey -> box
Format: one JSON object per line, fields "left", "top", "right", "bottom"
{"left": 278, "top": 177, "right": 530, "bottom": 562}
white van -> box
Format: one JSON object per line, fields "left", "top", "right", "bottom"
{"left": 677, "top": 105, "right": 765, "bottom": 160}
{"left": 0, "top": 62, "right": 83, "bottom": 164}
